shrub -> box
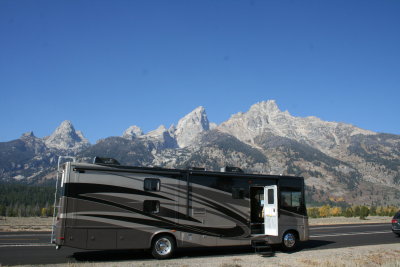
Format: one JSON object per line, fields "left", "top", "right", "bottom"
{"left": 359, "top": 206, "right": 370, "bottom": 220}
{"left": 344, "top": 207, "right": 354, "bottom": 217}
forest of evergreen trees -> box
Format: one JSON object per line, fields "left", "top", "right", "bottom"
{"left": 0, "top": 183, "right": 55, "bottom": 217}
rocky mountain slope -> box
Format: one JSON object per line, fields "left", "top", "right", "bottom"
{"left": 1, "top": 100, "right": 399, "bottom": 205}
{"left": 0, "top": 120, "right": 88, "bottom": 183}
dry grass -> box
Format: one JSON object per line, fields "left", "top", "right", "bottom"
{"left": 309, "top": 216, "right": 393, "bottom": 226}
{"left": 0, "top": 216, "right": 53, "bottom": 231}
{"left": 0, "top": 216, "right": 393, "bottom": 232}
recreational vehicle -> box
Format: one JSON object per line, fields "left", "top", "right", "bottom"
{"left": 52, "top": 157, "right": 309, "bottom": 259}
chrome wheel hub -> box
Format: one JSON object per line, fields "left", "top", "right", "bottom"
{"left": 155, "top": 238, "right": 172, "bottom": 255}
{"left": 283, "top": 233, "right": 296, "bottom": 248}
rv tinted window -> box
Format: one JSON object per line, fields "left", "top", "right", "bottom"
{"left": 144, "top": 178, "right": 160, "bottom": 191}
{"left": 232, "top": 188, "right": 245, "bottom": 199}
{"left": 281, "top": 191, "right": 301, "bottom": 208}
{"left": 143, "top": 200, "right": 160, "bottom": 213}
{"left": 268, "top": 189, "right": 274, "bottom": 204}
{"left": 280, "top": 186, "right": 306, "bottom": 215}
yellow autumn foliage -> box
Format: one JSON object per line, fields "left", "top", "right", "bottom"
{"left": 330, "top": 206, "right": 342, "bottom": 216}
{"left": 318, "top": 205, "right": 331, "bottom": 217}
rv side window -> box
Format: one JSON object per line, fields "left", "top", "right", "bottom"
{"left": 267, "top": 189, "right": 274, "bottom": 204}
{"left": 144, "top": 178, "right": 160, "bottom": 191}
{"left": 281, "top": 189, "right": 302, "bottom": 211}
{"left": 232, "top": 188, "right": 245, "bottom": 199}
{"left": 143, "top": 200, "right": 160, "bottom": 213}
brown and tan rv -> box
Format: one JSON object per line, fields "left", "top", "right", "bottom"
{"left": 52, "top": 157, "right": 309, "bottom": 259}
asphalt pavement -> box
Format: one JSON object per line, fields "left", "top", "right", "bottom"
{"left": 0, "top": 223, "right": 398, "bottom": 266}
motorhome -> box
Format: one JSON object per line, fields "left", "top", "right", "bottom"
{"left": 52, "top": 157, "right": 309, "bottom": 259}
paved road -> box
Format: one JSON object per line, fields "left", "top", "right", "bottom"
{"left": 0, "top": 231, "right": 51, "bottom": 247}
{"left": 0, "top": 223, "right": 398, "bottom": 266}
{"left": 305, "top": 223, "right": 398, "bottom": 250}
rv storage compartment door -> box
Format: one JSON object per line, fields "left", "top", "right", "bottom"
{"left": 264, "top": 185, "right": 278, "bottom": 236}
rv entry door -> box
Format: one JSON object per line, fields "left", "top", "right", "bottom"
{"left": 264, "top": 185, "right": 278, "bottom": 236}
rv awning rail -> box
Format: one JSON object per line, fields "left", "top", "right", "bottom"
{"left": 72, "top": 165, "right": 182, "bottom": 176}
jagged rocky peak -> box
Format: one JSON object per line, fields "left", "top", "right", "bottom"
{"left": 21, "top": 131, "right": 36, "bottom": 139}
{"left": 142, "top": 125, "right": 178, "bottom": 150}
{"left": 20, "top": 131, "right": 42, "bottom": 145}
{"left": 44, "top": 120, "right": 90, "bottom": 151}
{"left": 227, "top": 100, "right": 285, "bottom": 122}
{"left": 218, "top": 100, "right": 284, "bottom": 143}
{"left": 219, "top": 99, "right": 377, "bottom": 154}
{"left": 146, "top": 125, "right": 168, "bottom": 138}
{"left": 19, "top": 130, "right": 47, "bottom": 153}
{"left": 250, "top": 99, "right": 282, "bottom": 114}
{"left": 175, "top": 106, "right": 210, "bottom": 148}
{"left": 122, "top": 125, "right": 143, "bottom": 139}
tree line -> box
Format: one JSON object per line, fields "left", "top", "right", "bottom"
{"left": 307, "top": 205, "right": 399, "bottom": 219}
{"left": 0, "top": 183, "right": 55, "bottom": 217}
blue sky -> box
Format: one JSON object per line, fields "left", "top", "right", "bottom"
{"left": 1, "top": 0, "right": 399, "bottom": 143}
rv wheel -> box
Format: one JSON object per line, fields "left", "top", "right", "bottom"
{"left": 281, "top": 231, "right": 298, "bottom": 251}
{"left": 151, "top": 235, "right": 175, "bottom": 259}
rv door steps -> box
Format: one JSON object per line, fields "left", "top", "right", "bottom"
{"left": 251, "top": 240, "right": 274, "bottom": 256}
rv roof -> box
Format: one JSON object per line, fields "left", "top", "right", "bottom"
{"left": 70, "top": 161, "right": 304, "bottom": 180}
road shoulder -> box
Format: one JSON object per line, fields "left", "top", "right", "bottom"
{"left": 10, "top": 243, "right": 399, "bottom": 267}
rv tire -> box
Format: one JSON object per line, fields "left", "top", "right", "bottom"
{"left": 281, "top": 231, "right": 298, "bottom": 251}
{"left": 151, "top": 235, "right": 175, "bottom": 259}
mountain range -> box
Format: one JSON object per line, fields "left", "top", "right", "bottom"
{"left": 1, "top": 100, "right": 399, "bottom": 206}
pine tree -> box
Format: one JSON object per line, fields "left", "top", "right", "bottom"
{"left": 344, "top": 207, "right": 353, "bottom": 217}
{"left": 370, "top": 206, "right": 377, "bottom": 216}
{"left": 354, "top": 206, "right": 361, "bottom": 217}
{"left": 359, "top": 206, "right": 369, "bottom": 220}
{"left": 0, "top": 204, "right": 5, "bottom": 216}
